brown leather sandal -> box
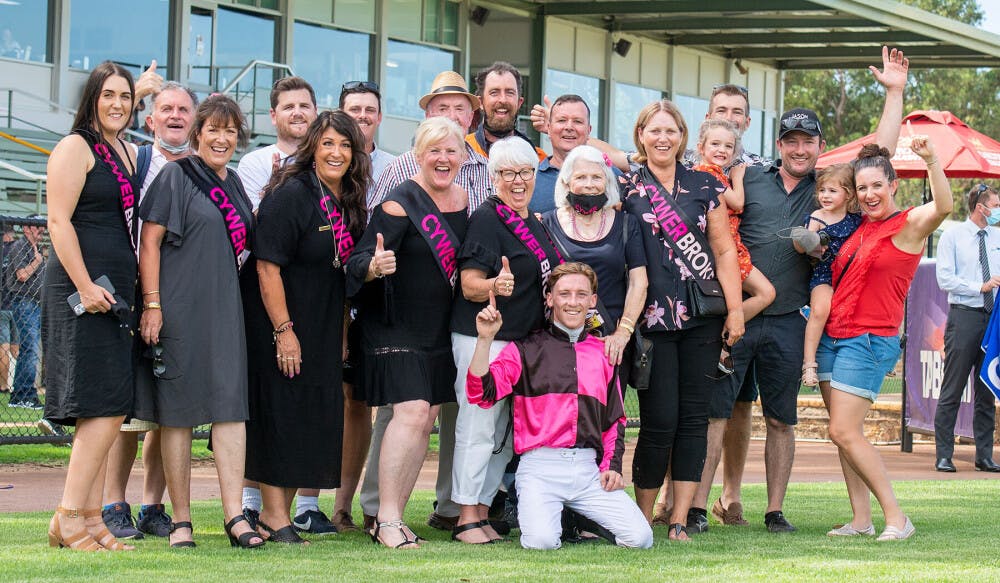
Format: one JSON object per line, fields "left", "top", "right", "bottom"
{"left": 48, "top": 506, "right": 105, "bottom": 551}
{"left": 84, "top": 508, "right": 135, "bottom": 551}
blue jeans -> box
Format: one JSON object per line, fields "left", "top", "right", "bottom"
{"left": 11, "top": 297, "right": 41, "bottom": 404}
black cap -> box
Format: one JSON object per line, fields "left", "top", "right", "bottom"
{"left": 778, "top": 108, "right": 823, "bottom": 139}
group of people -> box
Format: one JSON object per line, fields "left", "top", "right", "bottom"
{"left": 38, "top": 43, "right": 979, "bottom": 553}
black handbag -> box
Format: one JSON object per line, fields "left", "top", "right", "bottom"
{"left": 686, "top": 277, "right": 727, "bottom": 318}
{"left": 628, "top": 325, "right": 654, "bottom": 391}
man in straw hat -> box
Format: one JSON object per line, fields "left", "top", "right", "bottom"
{"left": 362, "top": 70, "right": 491, "bottom": 534}
{"left": 368, "top": 70, "right": 492, "bottom": 210}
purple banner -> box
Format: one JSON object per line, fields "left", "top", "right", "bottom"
{"left": 904, "top": 259, "right": 974, "bottom": 437}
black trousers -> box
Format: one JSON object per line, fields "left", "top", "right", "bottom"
{"left": 934, "top": 306, "right": 997, "bottom": 460}
{"left": 633, "top": 320, "right": 723, "bottom": 487}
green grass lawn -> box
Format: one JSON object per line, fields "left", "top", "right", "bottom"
{"left": 2, "top": 481, "right": 997, "bottom": 582}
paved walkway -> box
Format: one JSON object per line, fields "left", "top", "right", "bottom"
{"left": 2, "top": 440, "right": 996, "bottom": 513}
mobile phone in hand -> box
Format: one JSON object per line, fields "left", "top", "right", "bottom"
{"left": 67, "top": 275, "right": 116, "bottom": 316}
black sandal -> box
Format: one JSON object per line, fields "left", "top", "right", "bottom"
{"left": 258, "top": 520, "right": 308, "bottom": 545}
{"left": 669, "top": 523, "right": 690, "bottom": 541}
{"left": 169, "top": 521, "right": 196, "bottom": 548}
{"left": 452, "top": 520, "right": 499, "bottom": 545}
{"left": 224, "top": 515, "right": 265, "bottom": 549}
{"left": 372, "top": 520, "right": 420, "bottom": 549}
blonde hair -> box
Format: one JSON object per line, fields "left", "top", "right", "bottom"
{"left": 816, "top": 163, "right": 860, "bottom": 213}
{"left": 413, "top": 116, "right": 467, "bottom": 159}
{"left": 696, "top": 118, "right": 742, "bottom": 164}
{"left": 632, "top": 99, "right": 688, "bottom": 165}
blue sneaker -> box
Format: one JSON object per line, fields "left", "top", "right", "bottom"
{"left": 102, "top": 502, "right": 144, "bottom": 540}
{"left": 137, "top": 504, "right": 173, "bottom": 537}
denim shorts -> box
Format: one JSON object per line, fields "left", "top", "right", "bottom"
{"left": 816, "top": 332, "right": 901, "bottom": 402}
{"left": 0, "top": 310, "right": 17, "bottom": 344}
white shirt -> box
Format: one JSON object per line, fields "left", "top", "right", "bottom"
{"left": 237, "top": 144, "right": 292, "bottom": 211}
{"left": 935, "top": 219, "right": 1000, "bottom": 307}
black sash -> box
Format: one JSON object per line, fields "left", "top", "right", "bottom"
{"left": 386, "top": 181, "right": 463, "bottom": 289}
{"left": 628, "top": 167, "right": 726, "bottom": 316}
{"left": 487, "top": 196, "right": 564, "bottom": 301}
{"left": 310, "top": 173, "right": 358, "bottom": 266}
{"left": 629, "top": 167, "right": 720, "bottom": 279}
{"left": 176, "top": 157, "right": 252, "bottom": 268}
{"left": 76, "top": 130, "right": 138, "bottom": 253}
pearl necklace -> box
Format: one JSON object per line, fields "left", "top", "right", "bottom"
{"left": 570, "top": 208, "right": 608, "bottom": 242}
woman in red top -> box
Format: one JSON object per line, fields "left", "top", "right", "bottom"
{"left": 817, "top": 138, "right": 950, "bottom": 541}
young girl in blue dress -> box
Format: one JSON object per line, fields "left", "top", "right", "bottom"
{"left": 798, "top": 163, "right": 863, "bottom": 386}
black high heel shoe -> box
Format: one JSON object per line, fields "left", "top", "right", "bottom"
{"left": 224, "top": 515, "right": 265, "bottom": 549}
{"left": 257, "top": 519, "right": 308, "bottom": 545}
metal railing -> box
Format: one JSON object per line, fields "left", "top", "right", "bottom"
{"left": 218, "top": 60, "right": 296, "bottom": 136}
{"left": 0, "top": 161, "right": 46, "bottom": 215}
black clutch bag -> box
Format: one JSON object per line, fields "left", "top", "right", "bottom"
{"left": 686, "top": 278, "right": 727, "bottom": 318}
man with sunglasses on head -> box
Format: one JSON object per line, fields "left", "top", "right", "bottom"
{"left": 681, "top": 84, "right": 770, "bottom": 168}
{"left": 933, "top": 183, "right": 1000, "bottom": 474}
{"left": 706, "top": 46, "right": 909, "bottom": 534}
{"left": 340, "top": 81, "right": 395, "bottom": 194}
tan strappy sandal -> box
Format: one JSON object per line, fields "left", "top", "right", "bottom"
{"left": 84, "top": 508, "right": 136, "bottom": 551}
{"left": 48, "top": 506, "right": 105, "bottom": 551}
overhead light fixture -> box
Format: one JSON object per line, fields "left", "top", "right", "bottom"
{"left": 612, "top": 38, "right": 632, "bottom": 58}
{"left": 470, "top": 6, "right": 490, "bottom": 27}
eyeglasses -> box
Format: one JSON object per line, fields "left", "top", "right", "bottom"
{"left": 144, "top": 343, "right": 165, "bottom": 378}
{"left": 974, "top": 183, "right": 994, "bottom": 207}
{"left": 341, "top": 81, "right": 380, "bottom": 96}
{"left": 712, "top": 84, "right": 749, "bottom": 98}
{"left": 498, "top": 168, "right": 535, "bottom": 182}
{"left": 781, "top": 116, "right": 821, "bottom": 133}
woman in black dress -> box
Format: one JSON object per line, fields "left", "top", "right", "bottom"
{"left": 43, "top": 62, "right": 139, "bottom": 551}
{"left": 242, "top": 110, "right": 369, "bottom": 544}
{"left": 135, "top": 95, "right": 262, "bottom": 549}
{"left": 346, "top": 116, "right": 468, "bottom": 549}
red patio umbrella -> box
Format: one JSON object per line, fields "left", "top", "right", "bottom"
{"left": 817, "top": 110, "right": 1000, "bottom": 179}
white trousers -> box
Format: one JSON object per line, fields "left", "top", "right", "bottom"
{"left": 450, "top": 333, "right": 512, "bottom": 506}
{"left": 516, "top": 448, "right": 653, "bottom": 551}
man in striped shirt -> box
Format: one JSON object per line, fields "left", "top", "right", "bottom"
{"left": 367, "top": 70, "right": 492, "bottom": 213}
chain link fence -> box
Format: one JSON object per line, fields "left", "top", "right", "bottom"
{"left": 0, "top": 215, "right": 66, "bottom": 444}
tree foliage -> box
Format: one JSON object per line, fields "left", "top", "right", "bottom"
{"left": 783, "top": 0, "right": 999, "bottom": 216}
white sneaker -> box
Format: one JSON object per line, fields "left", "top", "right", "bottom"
{"left": 827, "top": 523, "right": 876, "bottom": 536}
{"left": 877, "top": 517, "right": 915, "bottom": 541}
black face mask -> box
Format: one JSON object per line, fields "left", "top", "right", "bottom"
{"left": 567, "top": 192, "right": 608, "bottom": 215}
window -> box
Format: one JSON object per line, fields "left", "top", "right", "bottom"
{"left": 293, "top": 22, "right": 371, "bottom": 109}
{"left": 672, "top": 94, "right": 710, "bottom": 143}
{"left": 544, "top": 69, "right": 602, "bottom": 149}
{"left": 69, "top": 0, "right": 168, "bottom": 73}
{"left": 743, "top": 107, "right": 765, "bottom": 159}
{"left": 612, "top": 82, "right": 662, "bottom": 151}
{"left": 214, "top": 8, "right": 276, "bottom": 90}
{"left": 0, "top": 1, "right": 48, "bottom": 62}
{"left": 386, "top": 0, "right": 421, "bottom": 42}
{"left": 384, "top": 40, "right": 455, "bottom": 120}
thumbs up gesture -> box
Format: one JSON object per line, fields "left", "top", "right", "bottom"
{"left": 530, "top": 95, "right": 553, "bottom": 135}
{"left": 370, "top": 232, "right": 396, "bottom": 279}
{"left": 476, "top": 289, "right": 503, "bottom": 339}
{"left": 493, "top": 255, "right": 515, "bottom": 297}
{"left": 134, "top": 59, "right": 164, "bottom": 103}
